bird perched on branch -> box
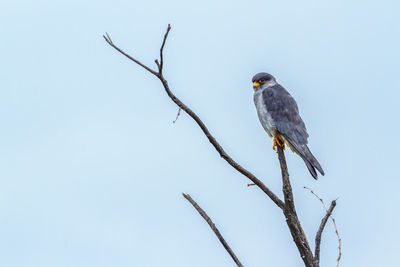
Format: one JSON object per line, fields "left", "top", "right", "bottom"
{"left": 252, "top": 72, "right": 324, "bottom": 179}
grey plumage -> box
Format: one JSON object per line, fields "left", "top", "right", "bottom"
{"left": 252, "top": 72, "right": 324, "bottom": 179}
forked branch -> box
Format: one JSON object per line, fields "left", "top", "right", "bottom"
{"left": 103, "top": 33, "right": 158, "bottom": 76}
{"left": 304, "top": 187, "right": 341, "bottom": 267}
{"left": 103, "top": 25, "right": 284, "bottom": 209}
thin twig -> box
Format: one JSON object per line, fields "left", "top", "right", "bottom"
{"left": 155, "top": 59, "right": 160, "bottom": 69}
{"left": 276, "top": 145, "right": 315, "bottom": 267}
{"left": 103, "top": 33, "right": 158, "bottom": 76}
{"left": 304, "top": 187, "right": 341, "bottom": 267}
{"left": 304, "top": 187, "right": 327, "bottom": 209}
{"left": 332, "top": 213, "right": 342, "bottom": 267}
{"left": 104, "top": 25, "right": 285, "bottom": 210}
{"left": 105, "top": 32, "right": 113, "bottom": 44}
{"left": 182, "top": 193, "right": 243, "bottom": 267}
{"left": 172, "top": 107, "right": 182, "bottom": 123}
{"left": 159, "top": 24, "right": 171, "bottom": 73}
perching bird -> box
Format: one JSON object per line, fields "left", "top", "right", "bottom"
{"left": 252, "top": 72, "right": 324, "bottom": 179}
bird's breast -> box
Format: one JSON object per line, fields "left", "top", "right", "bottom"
{"left": 254, "top": 90, "right": 275, "bottom": 137}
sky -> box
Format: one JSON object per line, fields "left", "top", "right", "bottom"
{"left": 0, "top": 0, "right": 399, "bottom": 266}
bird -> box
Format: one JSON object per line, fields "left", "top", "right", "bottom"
{"left": 252, "top": 72, "right": 324, "bottom": 179}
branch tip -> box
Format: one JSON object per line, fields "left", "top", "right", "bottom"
{"left": 103, "top": 32, "right": 113, "bottom": 45}
{"left": 159, "top": 24, "right": 172, "bottom": 73}
{"left": 103, "top": 32, "right": 158, "bottom": 76}
{"left": 155, "top": 59, "right": 160, "bottom": 69}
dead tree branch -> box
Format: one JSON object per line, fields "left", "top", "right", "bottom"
{"left": 332, "top": 216, "right": 341, "bottom": 266}
{"left": 304, "top": 187, "right": 341, "bottom": 267}
{"left": 314, "top": 200, "right": 336, "bottom": 266}
{"left": 172, "top": 107, "right": 182, "bottom": 123}
{"left": 103, "top": 24, "right": 284, "bottom": 209}
{"left": 276, "top": 145, "right": 315, "bottom": 266}
{"left": 103, "top": 33, "right": 158, "bottom": 76}
{"left": 158, "top": 24, "right": 171, "bottom": 74}
{"left": 183, "top": 193, "right": 243, "bottom": 267}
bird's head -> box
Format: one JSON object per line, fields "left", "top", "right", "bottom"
{"left": 252, "top": 72, "right": 276, "bottom": 90}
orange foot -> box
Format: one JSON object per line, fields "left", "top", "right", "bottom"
{"left": 273, "top": 137, "right": 285, "bottom": 151}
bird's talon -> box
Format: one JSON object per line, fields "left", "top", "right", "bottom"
{"left": 273, "top": 137, "right": 285, "bottom": 151}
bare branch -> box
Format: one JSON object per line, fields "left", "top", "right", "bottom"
{"left": 159, "top": 24, "right": 171, "bottom": 73}
{"left": 314, "top": 200, "right": 336, "bottom": 266}
{"left": 155, "top": 59, "right": 160, "bottom": 69}
{"left": 103, "top": 25, "right": 284, "bottom": 210}
{"left": 276, "top": 145, "right": 315, "bottom": 267}
{"left": 103, "top": 33, "right": 158, "bottom": 76}
{"left": 304, "top": 187, "right": 341, "bottom": 267}
{"left": 158, "top": 75, "right": 284, "bottom": 208}
{"left": 105, "top": 32, "right": 113, "bottom": 44}
{"left": 333, "top": 213, "right": 342, "bottom": 267}
{"left": 182, "top": 193, "right": 243, "bottom": 267}
{"left": 303, "top": 186, "right": 328, "bottom": 209}
{"left": 172, "top": 107, "right": 182, "bottom": 123}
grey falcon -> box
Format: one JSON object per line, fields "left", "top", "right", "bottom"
{"left": 252, "top": 72, "right": 324, "bottom": 179}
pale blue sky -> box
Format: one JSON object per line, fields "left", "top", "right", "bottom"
{"left": 0, "top": 0, "right": 399, "bottom": 266}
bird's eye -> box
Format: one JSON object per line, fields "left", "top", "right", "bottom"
{"left": 259, "top": 79, "right": 265, "bottom": 83}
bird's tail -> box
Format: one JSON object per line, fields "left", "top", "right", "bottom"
{"left": 283, "top": 135, "right": 324, "bottom": 180}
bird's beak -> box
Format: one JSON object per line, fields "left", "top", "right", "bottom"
{"left": 253, "top": 81, "right": 260, "bottom": 88}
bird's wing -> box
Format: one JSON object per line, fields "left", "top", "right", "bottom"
{"left": 262, "top": 84, "right": 308, "bottom": 145}
{"left": 262, "top": 84, "right": 324, "bottom": 178}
